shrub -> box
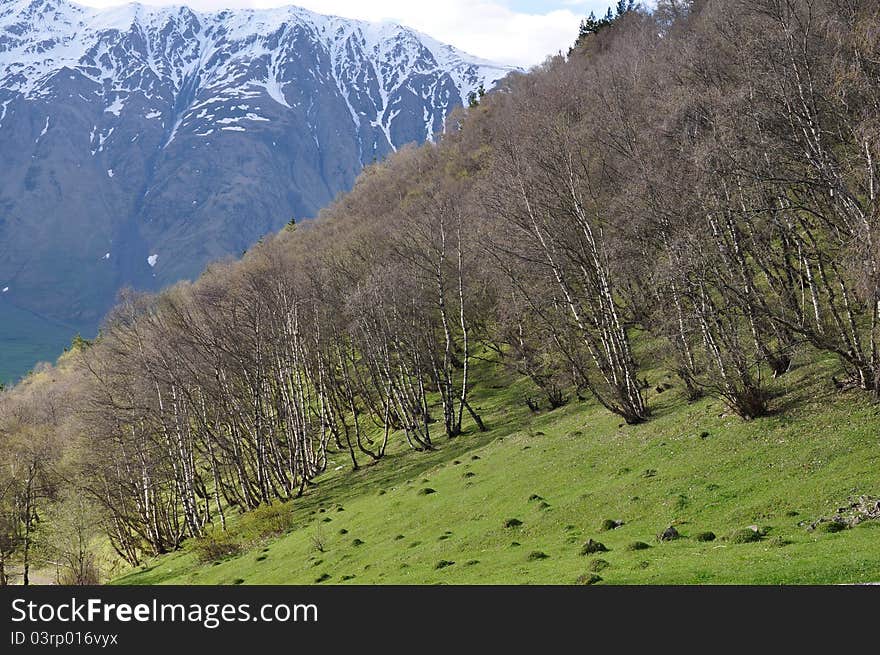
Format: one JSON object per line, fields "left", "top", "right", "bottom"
{"left": 193, "top": 533, "right": 243, "bottom": 563}
{"left": 695, "top": 531, "right": 716, "bottom": 542}
{"left": 57, "top": 556, "right": 101, "bottom": 585}
{"left": 626, "top": 541, "right": 651, "bottom": 551}
{"left": 504, "top": 518, "right": 523, "bottom": 528}
{"left": 729, "top": 528, "right": 762, "bottom": 543}
{"left": 576, "top": 574, "right": 603, "bottom": 585}
{"left": 588, "top": 558, "right": 610, "bottom": 572}
{"left": 239, "top": 503, "right": 295, "bottom": 539}
{"left": 310, "top": 528, "right": 328, "bottom": 553}
{"left": 527, "top": 551, "right": 549, "bottom": 561}
{"left": 819, "top": 520, "right": 847, "bottom": 533}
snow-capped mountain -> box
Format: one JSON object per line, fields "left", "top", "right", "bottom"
{"left": 0, "top": 0, "right": 515, "bottom": 331}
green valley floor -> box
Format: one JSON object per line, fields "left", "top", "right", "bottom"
{"left": 0, "top": 301, "right": 80, "bottom": 385}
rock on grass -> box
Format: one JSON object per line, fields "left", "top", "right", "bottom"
{"left": 588, "top": 558, "right": 610, "bottom": 572}
{"left": 580, "top": 539, "right": 608, "bottom": 555}
{"left": 576, "top": 574, "right": 603, "bottom": 585}
{"left": 435, "top": 560, "right": 455, "bottom": 570}
{"left": 657, "top": 526, "right": 680, "bottom": 542}
{"left": 527, "top": 551, "right": 549, "bottom": 561}
{"left": 504, "top": 518, "right": 523, "bottom": 528}
{"left": 695, "top": 531, "right": 716, "bottom": 542}
{"left": 418, "top": 488, "right": 437, "bottom": 495}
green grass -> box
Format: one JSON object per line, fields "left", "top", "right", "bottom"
{"left": 113, "top": 353, "right": 880, "bottom": 585}
{"left": 0, "top": 301, "right": 80, "bottom": 384}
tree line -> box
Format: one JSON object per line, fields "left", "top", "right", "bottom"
{"left": 0, "top": 0, "right": 877, "bottom": 581}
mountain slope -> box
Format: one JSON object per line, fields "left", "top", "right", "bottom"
{"left": 0, "top": 0, "right": 514, "bottom": 357}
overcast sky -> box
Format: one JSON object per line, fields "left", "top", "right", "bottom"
{"left": 75, "top": 1, "right": 621, "bottom": 68}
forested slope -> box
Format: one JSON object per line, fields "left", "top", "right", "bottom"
{"left": 1, "top": 0, "right": 879, "bottom": 585}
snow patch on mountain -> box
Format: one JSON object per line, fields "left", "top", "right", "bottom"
{"left": 104, "top": 96, "right": 125, "bottom": 116}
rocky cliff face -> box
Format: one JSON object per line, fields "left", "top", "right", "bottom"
{"left": 0, "top": 0, "right": 513, "bottom": 329}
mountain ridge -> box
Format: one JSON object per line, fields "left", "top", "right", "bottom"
{"left": 0, "top": 0, "right": 515, "bottom": 375}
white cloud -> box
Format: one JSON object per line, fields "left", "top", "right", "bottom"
{"left": 282, "top": 0, "right": 582, "bottom": 68}
{"left": 74, "top": 0, "right": 592, "bottom": 68}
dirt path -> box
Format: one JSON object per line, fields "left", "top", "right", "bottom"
{"left": 5, "top": 564, "right": 56, "bottom": 585}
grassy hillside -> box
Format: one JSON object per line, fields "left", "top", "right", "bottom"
{"left": 113, "top": 354, "right": 880, "bottom": 586}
